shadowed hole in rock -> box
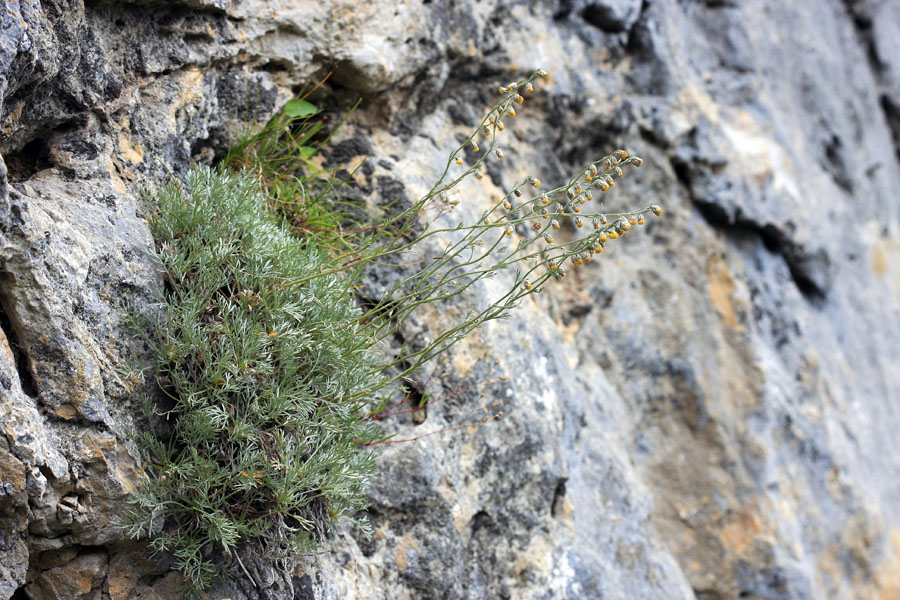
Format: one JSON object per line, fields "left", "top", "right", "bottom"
{"left": 550, "top": 478, "right": 568, "bottom": 517}
{"left": 0, "top": 292, "right": 38, "bottom": 397}
{"left": 4, "top": 138, "right": 53, "bottom": 182}
{"left": 9, "top": 587, "right": 27, "bottom": 599}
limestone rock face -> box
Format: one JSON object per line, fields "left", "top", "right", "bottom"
{"left": 1, "top": 0, "right": 899, "bottom": 598}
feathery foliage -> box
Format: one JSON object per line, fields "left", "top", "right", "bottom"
{"left": 122, "top": 167, "right": 381, "bottom": 591}
{"left": 124, "top": 68, "right": 662, "bottom": 592}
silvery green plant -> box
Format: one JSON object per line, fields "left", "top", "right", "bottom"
{"left": 122, "top": 168, "right": 382, "bottom": 593}
{"left": 124, "top": 68, "right": 663, "bottom": 592}
{"left": 273, "top": 69, "right": 662, "bottom": 392}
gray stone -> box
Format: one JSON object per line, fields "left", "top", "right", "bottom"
{"left": 0, "top": 0, "right": 898, "bottom": 598}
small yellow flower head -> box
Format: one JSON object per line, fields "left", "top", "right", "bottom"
{"left": 638, "top": 216, "right": 645, "bottom": 225}
{"left": 496, "top": 149, "right": 504, "bottom": 158}
{"left": 572, "top": 205, "right": 581, "bottom": 213}
{"left": 549, "top": 261, "right": 558, "bottom": 270}
{"left": 551, "top": 219, "right": 560, "bottom": 231}
{"left": 608, "top": 230, "right": 619, "bottom": 239}
{"left": 540, "top": 193, "right": 549, "bottom": 204}
{"left": 615, "top": 166, "right": 624, "bottom": 178}
{"left": 471, "top": 141, "right": 480, "bottom": 152}
{"left": 590, "top": 164, "right": 599, "bottom": 176}
{"left": 554, "top": 266, "right": 566, "bottom": 280}
{"left": 524, "top": 279, "right": 532, "bottom": 290}
{"left": 484, "top": 218, "right": 492, "bottom": 225}
{"left": 566, "top": 188, "right": 576, "bottom": 200}
{"left": 538, "top": 69, "right": 549, "bottom": 79}
{"left": 441, "top": 192, "right": 449, "bottom": 203}
{"left": 576, "top": 216, "right": 584, "bottom": 228}
{"left": 489, "top": 117, "right": 496, "bottom": 124}
{"left": 600, "top": 182, "right": 610, "bottom": 192}
{"left": 533, "top": 220, "right": 543, "bottom": 230}
{"left": 497, "top": 121, "right": 505, "bottom": 131}
{"left": 572, "top": 255, "right": 583, "bottom": 266}
{"left": 498, "top": 86, "right": 507, "bottom": 94}
{"left": 592, "top": 219, "right": 601, "bottom": 230}
{"left": 505, "top": 225, "right": 513, "bottom": 236}
{"left": 456, "top": 157, "right": 464, "bottom": 165}
{"left": 543, "top": 233, "right": 554, "bottom": 244}
{"left": 531, "top": 177, "right": 541, "bottom": 188}
{"left": 604, "top": 158, "right": 613, "bottom": 170}
{"left": 585, "top": 190, "right": 593, "bottom": 201}
{"left": 582, "top": 252, "right": 592, "bottom": 263}
{"left": 540, "top": 207, "right": 549, "bottom": 219}
{"left": 476, "top": 171, "right": 484, "bottom": 179}
{"left": 633, "top": 157, "right": 644, "bottom": 167}
{"left": 651, "top": 204, "right": 663, "bottom": 216}
{"left": 608, "top": 179, "right": 615, "bottom": 188}
{"left": 508, "top": 107, "right": 516, "bottom": 117}
{"left": 574, "top": 183, "right": 583, "bottom": 194}
{"left": 599, "top": 233, "right": 607, "bottom": 242}
{"left": 615, "top": 149, "right": 629, "bottom": 160}
{"left": 483, "top": 126, "right": 492, "bottom": 136}
{"left": 593, "top": 245, "right": 604, "bottom": 254}
{"left": 513, "top": 188, "right": 522, "bottom": 197}
{"left": 601, "top": 215, "right": 608, "bottom": 224}
{"left": 503, "top": 200, "right": 512, "bottom": 210}
{"left": 629, "top": 216, "right": 637, "bottom": 226}
{"left": 515, "top": 94, "right": 524, "bottom": 104}
{"left": 578, "top": 196, "right": 586, "bottom": 205}
{"left": 584, "top": 174, "right": 593, "bottom": 182}
{"left": 526, "top": 82, "right": 534, "bottom": 93}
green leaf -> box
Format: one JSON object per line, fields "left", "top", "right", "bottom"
{"left": 283, "top": 99, "right": 317, "bottom": 118}
{"left": 298, "top": 146, "right": 316, "bottom": 159}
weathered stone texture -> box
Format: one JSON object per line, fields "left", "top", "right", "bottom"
{"left": 0, "top": 0, "right": 898, "bottom": 598}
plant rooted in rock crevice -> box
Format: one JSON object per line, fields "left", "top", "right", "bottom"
{"left": 122, "top": 167, "right": 382, "bottom": 592}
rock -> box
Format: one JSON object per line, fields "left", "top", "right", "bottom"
{"left": 25, "top": 550, "right": 107, "bottom": 600}
{"left": 0, "top": 0, "right": 898, "bottom": 599}
{"left": 581, "top": 0, "right": 643, "bottom": 32}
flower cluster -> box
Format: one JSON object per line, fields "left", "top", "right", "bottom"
{"left": 421, "top": 69, "right": 663, "bottom": 295}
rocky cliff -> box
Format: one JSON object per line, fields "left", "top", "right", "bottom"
{"left": 1, "top": 0, "right": 899, "bottom": 598}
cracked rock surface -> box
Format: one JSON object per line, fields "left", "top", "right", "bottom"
{"left": 1, "top": 0, "right": 899, "bottom": 598}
